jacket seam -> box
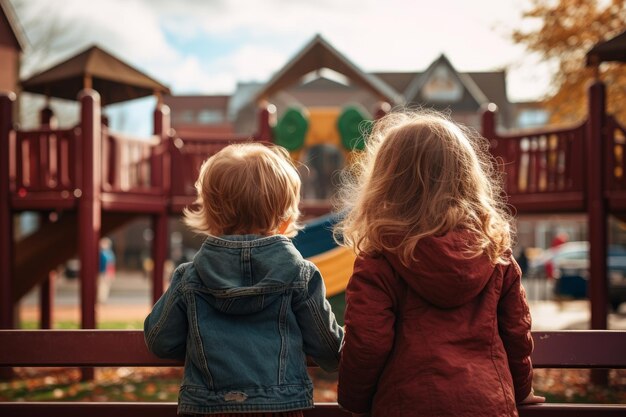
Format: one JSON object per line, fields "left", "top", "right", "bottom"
{"left": 145, "top": 265, "right": 188, "bottom": 349}
{"left": 491, "top": 268, "right": 512, "bottom": 416}
{"left": 305, "top": 297, "right": 340, "bottom": 359}
{"left": 188, "top": 293, "right": 215, "bottom": 388}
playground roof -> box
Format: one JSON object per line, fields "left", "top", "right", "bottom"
{"left": 0, "top": 0, "right": 27, "bottom": 51}
{"left": 21, "top": 45, "right": 170, "bottom": 105}
{"left": 254, "top": 34, "right": 403, "bottom": 104}
{"left": 587, "top": 29, "right": 626, "bottom": 66}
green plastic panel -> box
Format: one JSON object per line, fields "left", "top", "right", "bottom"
{"left": 273, "top": 108, "right": 309, "bottom": 151}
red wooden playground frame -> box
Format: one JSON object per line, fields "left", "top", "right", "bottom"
{"left": 1, "top": 80, "right": 624, "bottom": 330}
{"left": 1, "top": 67, "right": 626, "bottom": 414}
{"left": 0, "top": 90, "right": 272, "bottom": 331}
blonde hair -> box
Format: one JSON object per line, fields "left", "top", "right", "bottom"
{"left": 336, "top": 109, "right": 513, "bottom": 266}
{"left": 184, "top": 143, "right": 301, "bottom": 237}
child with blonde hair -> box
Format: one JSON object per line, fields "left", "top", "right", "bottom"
{"left": 145, "top": 143, "right": 343, "bottom": 416}
{"left": 335, "top": 110, "right": 544, "bottom": 417}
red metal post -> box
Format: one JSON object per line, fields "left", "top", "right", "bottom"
{"left": 40, "top": 271, "right": 55, "bottom": 329}
{"left": 481, "top": 103, "right": 497, "bottom": 141}
{"left": 0, "top": 93, "right": 15, "bottom": 330}
{"left": 151, "top": 104, "right": 170, "bottom": 303}
{"left": 587, "top": 80, "right": 608, "bottom": 330}
{"left": 78, "top": 90, "right": 102, "bottom": 330}
{"left": 374, "top": 101, "right": 391, "bottom": 120}
{"left": 255, "top": 103, "right": 275, "bottom": 142}
{"left": 152, "top": 214, "right": 167, "bottom": 304}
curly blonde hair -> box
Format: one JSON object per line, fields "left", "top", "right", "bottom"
{"left": 184, "top": 143, "right": 301, "bottom": 237}
{"left": 335, "top": 109, "right": 513, "bottom": 266}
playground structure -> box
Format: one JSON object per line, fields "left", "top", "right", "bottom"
{"left": 1, "top": 28, "right": 626, "bottom": 338}
{"left": 0, "top": 89, "right": 273, "bottom": 331}
{"left": 2, "top": 73, "right": 624, "bottom": 333}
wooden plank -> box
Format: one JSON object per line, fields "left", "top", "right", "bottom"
{"left": 531, "top": 331, "right": 626, "bottom": 368}
{"left": 1, "top": 330, "right": 626, "bottom": 368}
{"left": 0, "top": 403, "right": 351, "bottom": 417}
{"left": 0, "top": 330, "right": 179, "bottom": 367}
{"left": 507, "top": 192, "right": 585, "bottom": 214}
{"left": 519, "top": 404, "right": 626, "bottom": 417}
{"left": 0, "top": 402, "right": 624, "bottom": 417}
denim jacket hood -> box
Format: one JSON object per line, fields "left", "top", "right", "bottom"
{"left": 194, "top": 234, "right": 305, "bottom": 315}
{"left": 144, "top": 234, "right": 344, "bottom": 415}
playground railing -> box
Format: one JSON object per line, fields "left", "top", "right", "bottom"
{"left": 488, "top": 121, "right": 587, "bottom": 213}
{"left": 168, "top": 135, "right": 252, "bottom": 211}
{"left": 11, "top": 128, "right": 80, "bottom": 210}
{"left": 606, "top": 116, "right": 626, "bottom": 213}
{"left": 102, "top": 130, "right": 163, "bottom": 194}
{"left": 0, "top": 330, "right": 625, "bottom": 417}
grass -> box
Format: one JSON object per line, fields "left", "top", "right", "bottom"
{"left": 19, "top": 321, "right": 144, "bottom": 330}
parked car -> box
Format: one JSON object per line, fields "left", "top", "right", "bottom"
{"left": 526, "top": 241, "right": 626, "bottom": 311}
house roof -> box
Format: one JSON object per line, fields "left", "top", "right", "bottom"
{"left": 163, "top": 95, "right": 230, "bottom": 112}
{"left": 587, "top": 29, "right": 626, "bottom": 65}
{"left": 21, "top": 44, "right": 170, "bottom": 104}
{"left": 254, "top": 34, "right": 402, "bottom": 104}
{"left": 0, "top": 0, "right": 27, "bottom": 51}
{"left": 404, "top": 54, "right": 488, "bottom": 106}
{"left": 372, "top": 57, "right": 512, "bottom": 126}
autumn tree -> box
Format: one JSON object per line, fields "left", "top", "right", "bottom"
{"left": 513, "top": 0, "right": 626, "bottom": 124}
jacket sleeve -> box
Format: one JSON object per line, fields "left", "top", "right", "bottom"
{"left": 337, "top": 257, "right": 397, "bottom": 414}
{"left": 292, "top": 261, "right": 344, "bottom": 372}
{"left": 144, "top": 264, "right": 189, "bottom": 360}
{"left": 497, "top": 258, "right": 534, "bottom": 403}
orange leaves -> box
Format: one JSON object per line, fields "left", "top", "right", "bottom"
{"left": 512, "top": 0, "right": 626, "bottom": 125}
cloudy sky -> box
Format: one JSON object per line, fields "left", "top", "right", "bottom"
{"left": 10, "top": 0, "right": 554, "bottom": 134}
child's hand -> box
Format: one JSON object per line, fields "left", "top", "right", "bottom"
{"left": 520, "top": 389, "right": 546, "bottom": 404}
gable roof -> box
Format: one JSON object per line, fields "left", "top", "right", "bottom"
{"left": 0, "top": 0, "right": 27, "bottom": 51}
{"left": 21, "top": 44, "right": 170, "bottom": 104}
{"left": 404, "top": 54, "right": 488, "bottom": 106}
{"left": 254, "top": 34, "right": 402, "bottom": 104}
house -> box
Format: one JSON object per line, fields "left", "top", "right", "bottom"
{"left": 164, "top": 35, "right": 520, "bottom": 140}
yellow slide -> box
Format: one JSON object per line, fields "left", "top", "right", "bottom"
{"left": 307, "top": 246, "right": 356, "bottom": 297}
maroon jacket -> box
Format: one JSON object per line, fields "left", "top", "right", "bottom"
{"left": 337, "top": 231, "right": 533, "bottom": 417}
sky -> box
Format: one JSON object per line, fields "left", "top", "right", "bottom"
{"left": 9, "top": 0, "right": 555, "bottom": 135}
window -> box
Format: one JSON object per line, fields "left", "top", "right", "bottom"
{"left": 198, "top": 110, "right": 223, "bottom": 124}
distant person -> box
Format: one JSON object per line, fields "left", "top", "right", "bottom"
{"left": 551, "top": 232, "right": 569, "bottom": 248}
{"left": 98, "top": 237, "right": 116, "bottom": 303}
{"left": 517, "top": 247, "right": 529, "bottom": 276}
{"left": 334, "top": 110, "right": 544, "bottom": 417}
{"left": 144, "top": 143, "right": 343, "bottom": 416}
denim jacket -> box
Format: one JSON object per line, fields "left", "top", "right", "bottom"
{"left": 144, "top": 234, "right": 344, "bottom": 415}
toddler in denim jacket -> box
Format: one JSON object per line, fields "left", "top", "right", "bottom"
{"left": 145, "top": 143, "right": 344, "bottom": 416}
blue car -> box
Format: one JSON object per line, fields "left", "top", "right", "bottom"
{"left": 527, "top": 241, "right": 626, "bottom": 311}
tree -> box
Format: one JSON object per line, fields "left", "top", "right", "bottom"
{"left": 513, "top": 0, "right": 626, "bottom": 124}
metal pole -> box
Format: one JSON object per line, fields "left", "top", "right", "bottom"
{"left": 586, "top": 80, "right": 608, "bottom": 330}
{"left": 78, "top": 89, "right": 102, "bottom": 330}
{"left": 0, "top": 93, "right": 16, "bottom": 330}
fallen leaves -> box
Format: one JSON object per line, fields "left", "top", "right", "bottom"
{"left": 1, "top": 367, "right": 624, "bottom": 404}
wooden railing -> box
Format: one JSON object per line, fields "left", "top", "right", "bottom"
{"left": 606, "top": 116, "right": 626, "bottom": 212}
{"left": 483, "top": 109, "right": 587, "bottom": 213}
{"left": 0, "top": 330, "right": 625, "bottom": 416}
{"left": 168, "top": 135, "right": 253, "bottom": 211}
{"left": 11, "top": 104, "right": 626, "bottom": 217}
{"left": 102, "top": 131, "right": 161, "bottom": 193}
{"left": 11, "top": 128, "right": 80, "bottom": 209}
